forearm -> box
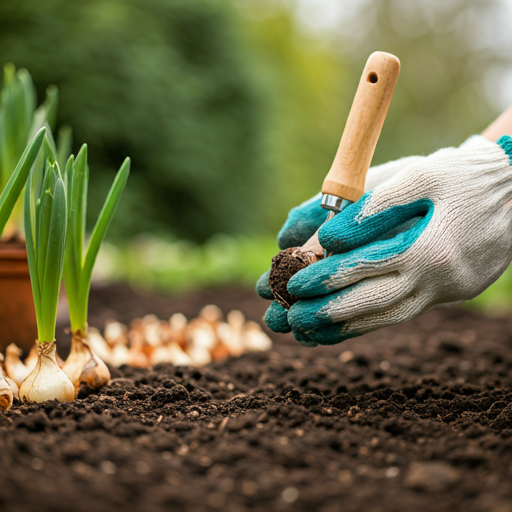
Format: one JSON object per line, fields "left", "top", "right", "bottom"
{"left": 482, "top": 105, "right": 512, "bottom": 142}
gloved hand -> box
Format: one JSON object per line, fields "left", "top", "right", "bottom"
{"left": 256, "top": 153, "right": 428, "bottom": 333}
{"left": 287, "top": 135, "right": 512, "bottom": 346}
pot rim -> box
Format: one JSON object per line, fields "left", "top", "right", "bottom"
{"left": 0, "top": 246, "right": 27, "bottom": 261}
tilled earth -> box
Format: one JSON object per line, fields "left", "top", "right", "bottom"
{"left": 2, "top": 285, "right": 512, "bottom": 512}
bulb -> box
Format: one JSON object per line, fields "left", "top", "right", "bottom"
{"left": 4, "top": 343, "right": 30, "bottom": 387}
{"left": 63, "top": 331, "right": 111, "bottom": 393}
{"left": 0, "top": 355, "right": 19, "bottom": 401}
{"left": 151, "top": 342, "right": 192, "bottom": 366}
{"left": 86, "top": 328, "right": 113, "bottom": 365}
{"left": 199, "top": 305, "right": 222, "bottom": 325}
{"left": 187, "top": 344, "right": 212, "bottom": 366}
{"left": 19, "top": 341, "right": 75, "bottom": 403}
{"left": 24, "top": 345, "right": 38, "bottom": 373}
{"left": 217, "top": 322, "right": 244, "bottom": 357}
{"left": 243, "top": 321, "right": 272, "bottom": 352}
{"left": 0, "top": 372, "right": 13, "bottom": 412}
{"left": 104, "top": 321, "right": 128, "bottom": 346}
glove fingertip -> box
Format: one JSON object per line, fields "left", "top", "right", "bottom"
{"left": 256, "top": 269, "right": 274, "bottom": 300}
{"left": 287, "top": 257, "right": 339, "bottom": 298}
{"left": 294, "top": 322, "right": 358, "bottom": 346}
{"left": 264, "top": 301, "right": 291, "bottom": 333}
{"left": 292, "top": 329, "right": 318, "bottom": 347}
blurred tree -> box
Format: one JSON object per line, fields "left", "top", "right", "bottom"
{"left": 0, "top": 0, "right": 270, "bottom": 241}
{"left": 327, "top": 0, "right": 512, "bottom": 164}
{"left": 234, "top": 0, "right": 512, "bottom": 225}
{"left": 1, "top": 0, "right": 510, "bottom": 244}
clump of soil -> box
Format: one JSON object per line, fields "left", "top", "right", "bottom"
{"left": 269, "top": 248, "right": 318, "bottom": 309}
{"left": 3, "top": 284, "right": 512, "bottom": 512}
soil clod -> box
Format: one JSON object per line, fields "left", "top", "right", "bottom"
{"left": 269, "top": 248, "right": 319, "bottom": 308}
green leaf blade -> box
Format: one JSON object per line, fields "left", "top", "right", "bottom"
{"left": 24, "top": 168, "right": 42, "bottom": 333}
{"left": 40, "top": 177, "right": 67, "bottom": 342}
{"left": 0, "top": 127, "right": 45, "bottom": 235}
{"left": 80, "top": 158, "right": 130, "bottom": 314}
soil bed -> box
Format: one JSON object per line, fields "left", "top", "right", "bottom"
{"left": 3, "top": 284, "right": 512, "bottom": 512}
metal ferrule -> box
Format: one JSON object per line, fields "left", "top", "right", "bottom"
{"left": 320, "top": 194, "right": 353, "bottom": 259}
{"left": 321, "top": 194, "right": 352, "bottom": 213}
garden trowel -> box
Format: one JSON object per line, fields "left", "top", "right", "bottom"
{"left": 319, "top": 51, "right": 400, "bottom": 256}
{"left": 269, "top": 51, "right": 401, "bottom": 309}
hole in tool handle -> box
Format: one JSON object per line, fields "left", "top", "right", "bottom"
{"left": 367, "top": 72, "right": 378, "bottom": 83}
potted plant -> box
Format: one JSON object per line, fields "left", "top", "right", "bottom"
{"left": 0, "top": 64, "right": 70, "bottom": 352}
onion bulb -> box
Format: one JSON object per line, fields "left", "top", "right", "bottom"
{"left": 0, "top": 372, "right": 13, "bottom": 412}
{"left": 4, "top": 344, "right": 30, "bottom": 387}
{"left": 19, "top": 341, "right": 75, "bottom": 403}
{"left": 0, "top": 355, "right": 19, "bottom": 400}
{"left": 87, "top": 327, "right": 113, "bottom": 365}
{"left": 0, "top": 356, "right": 17, "bottom": 412}
{"left": 63, "top": 331, "right": 110, "bottom": 393}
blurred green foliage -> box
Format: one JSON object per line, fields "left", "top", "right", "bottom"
{"left": 0, "top": 64, "right": 62, "bottom": 232}
{"left": 1, "top": 0, "right": 508, "bottom": 241}
{"left": 0, "top": 0, "right": 269, "bottom": 241}
{"left": 2, "top": 0, "right": 512, "bottom": 310}
{"left": 94, "top": 234, "right": 278, "bottom": 293}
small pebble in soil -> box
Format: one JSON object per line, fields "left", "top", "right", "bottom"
{"left": 338, "top": 470, "right": 354, "bottom": 484}
{"left": 405, "top": 462, "right": 460, "bottom": 493}
{"left": 380, "top": 360, "right": 391, "bottom": 371}
{"left": 100, "top": 461, "right": 117, "bottom": 475}
{"left": 385, "top": 467, "right": 400, "bottom": 478}
{"left": 281, "top": 487, "right": 299, "bottom": 504}
{"left": 339, "top": 351, "right": 354, "bottom": 363}
{"left": 177, "top": 445, "right": 189, "bottom": 456}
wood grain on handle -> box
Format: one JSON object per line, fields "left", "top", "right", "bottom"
{"left": 322, "top": 52, "right": 400, "bottom": 202}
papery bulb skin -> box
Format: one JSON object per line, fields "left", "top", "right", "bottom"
{"left": 243, "top": 321, "right": 272, "bottom": 352}
{"left": 187, "top": 345, "right": 212, "bottom": 367}
{"left": 87, "top": 328, "right": 113, "bottom": 365}
{"left": 4, "top": 344, "right": 30, "bottom": 387}
{"left": 0, "top": 366, "right": 14, "bottom": 412}
{"left": 0, "top": 356, "right": 18, "bottom": 400}
{"left": 0, "top": 379, "right": 13, "bottom": 412}
{"left": 19, "top": 341, "right": 75, "bottom": 403}
{"left": 4, "top": 375, "right": 18, "bottom": 399}
{"left": 24, "top": 345, "right": 38, "bottom": 373}
{"left": 63, "top": 331, "right": 110, "bottom": 393}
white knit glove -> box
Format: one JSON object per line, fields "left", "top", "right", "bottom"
{"left": 257, "top": 155, "right": 427, "bottom": 333}
{"left": 287, "top": 135, "right": 512, "bottom": 346}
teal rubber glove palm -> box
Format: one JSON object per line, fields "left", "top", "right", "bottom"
{"left": 287, "top": 136, "right": 512, "bottom": 346}
{"left": 256, "top": 154, "right": 427, "bottom": 333}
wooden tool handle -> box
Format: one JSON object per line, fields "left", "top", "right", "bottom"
{"left": 322, "top": 52, "right": 400, "bottom": 202}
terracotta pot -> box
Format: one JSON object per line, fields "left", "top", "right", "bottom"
{"left": 0, "top": 245, "right": 37, "bottom": 352}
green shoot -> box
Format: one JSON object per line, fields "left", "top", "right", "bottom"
{"left": 56, "top": 125, "right": 72, "bottom": 171}
{"left": 0, "top": 64, "right": 36, "bottom": 188}
{"left": 24, "top": 151, "right": 67, "bottom": 343}
{"left": 0, "top": 128, "right": 46, "bottom": 235}
{"left": 64, "top": 145, "right": 130, "bottom": 335}
{"left": 0, "top": 64, "right": 71, "bottom": 234}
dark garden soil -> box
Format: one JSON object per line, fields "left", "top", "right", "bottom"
{"left": 3, "top": 284, "right": 512, "bottom": 512}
